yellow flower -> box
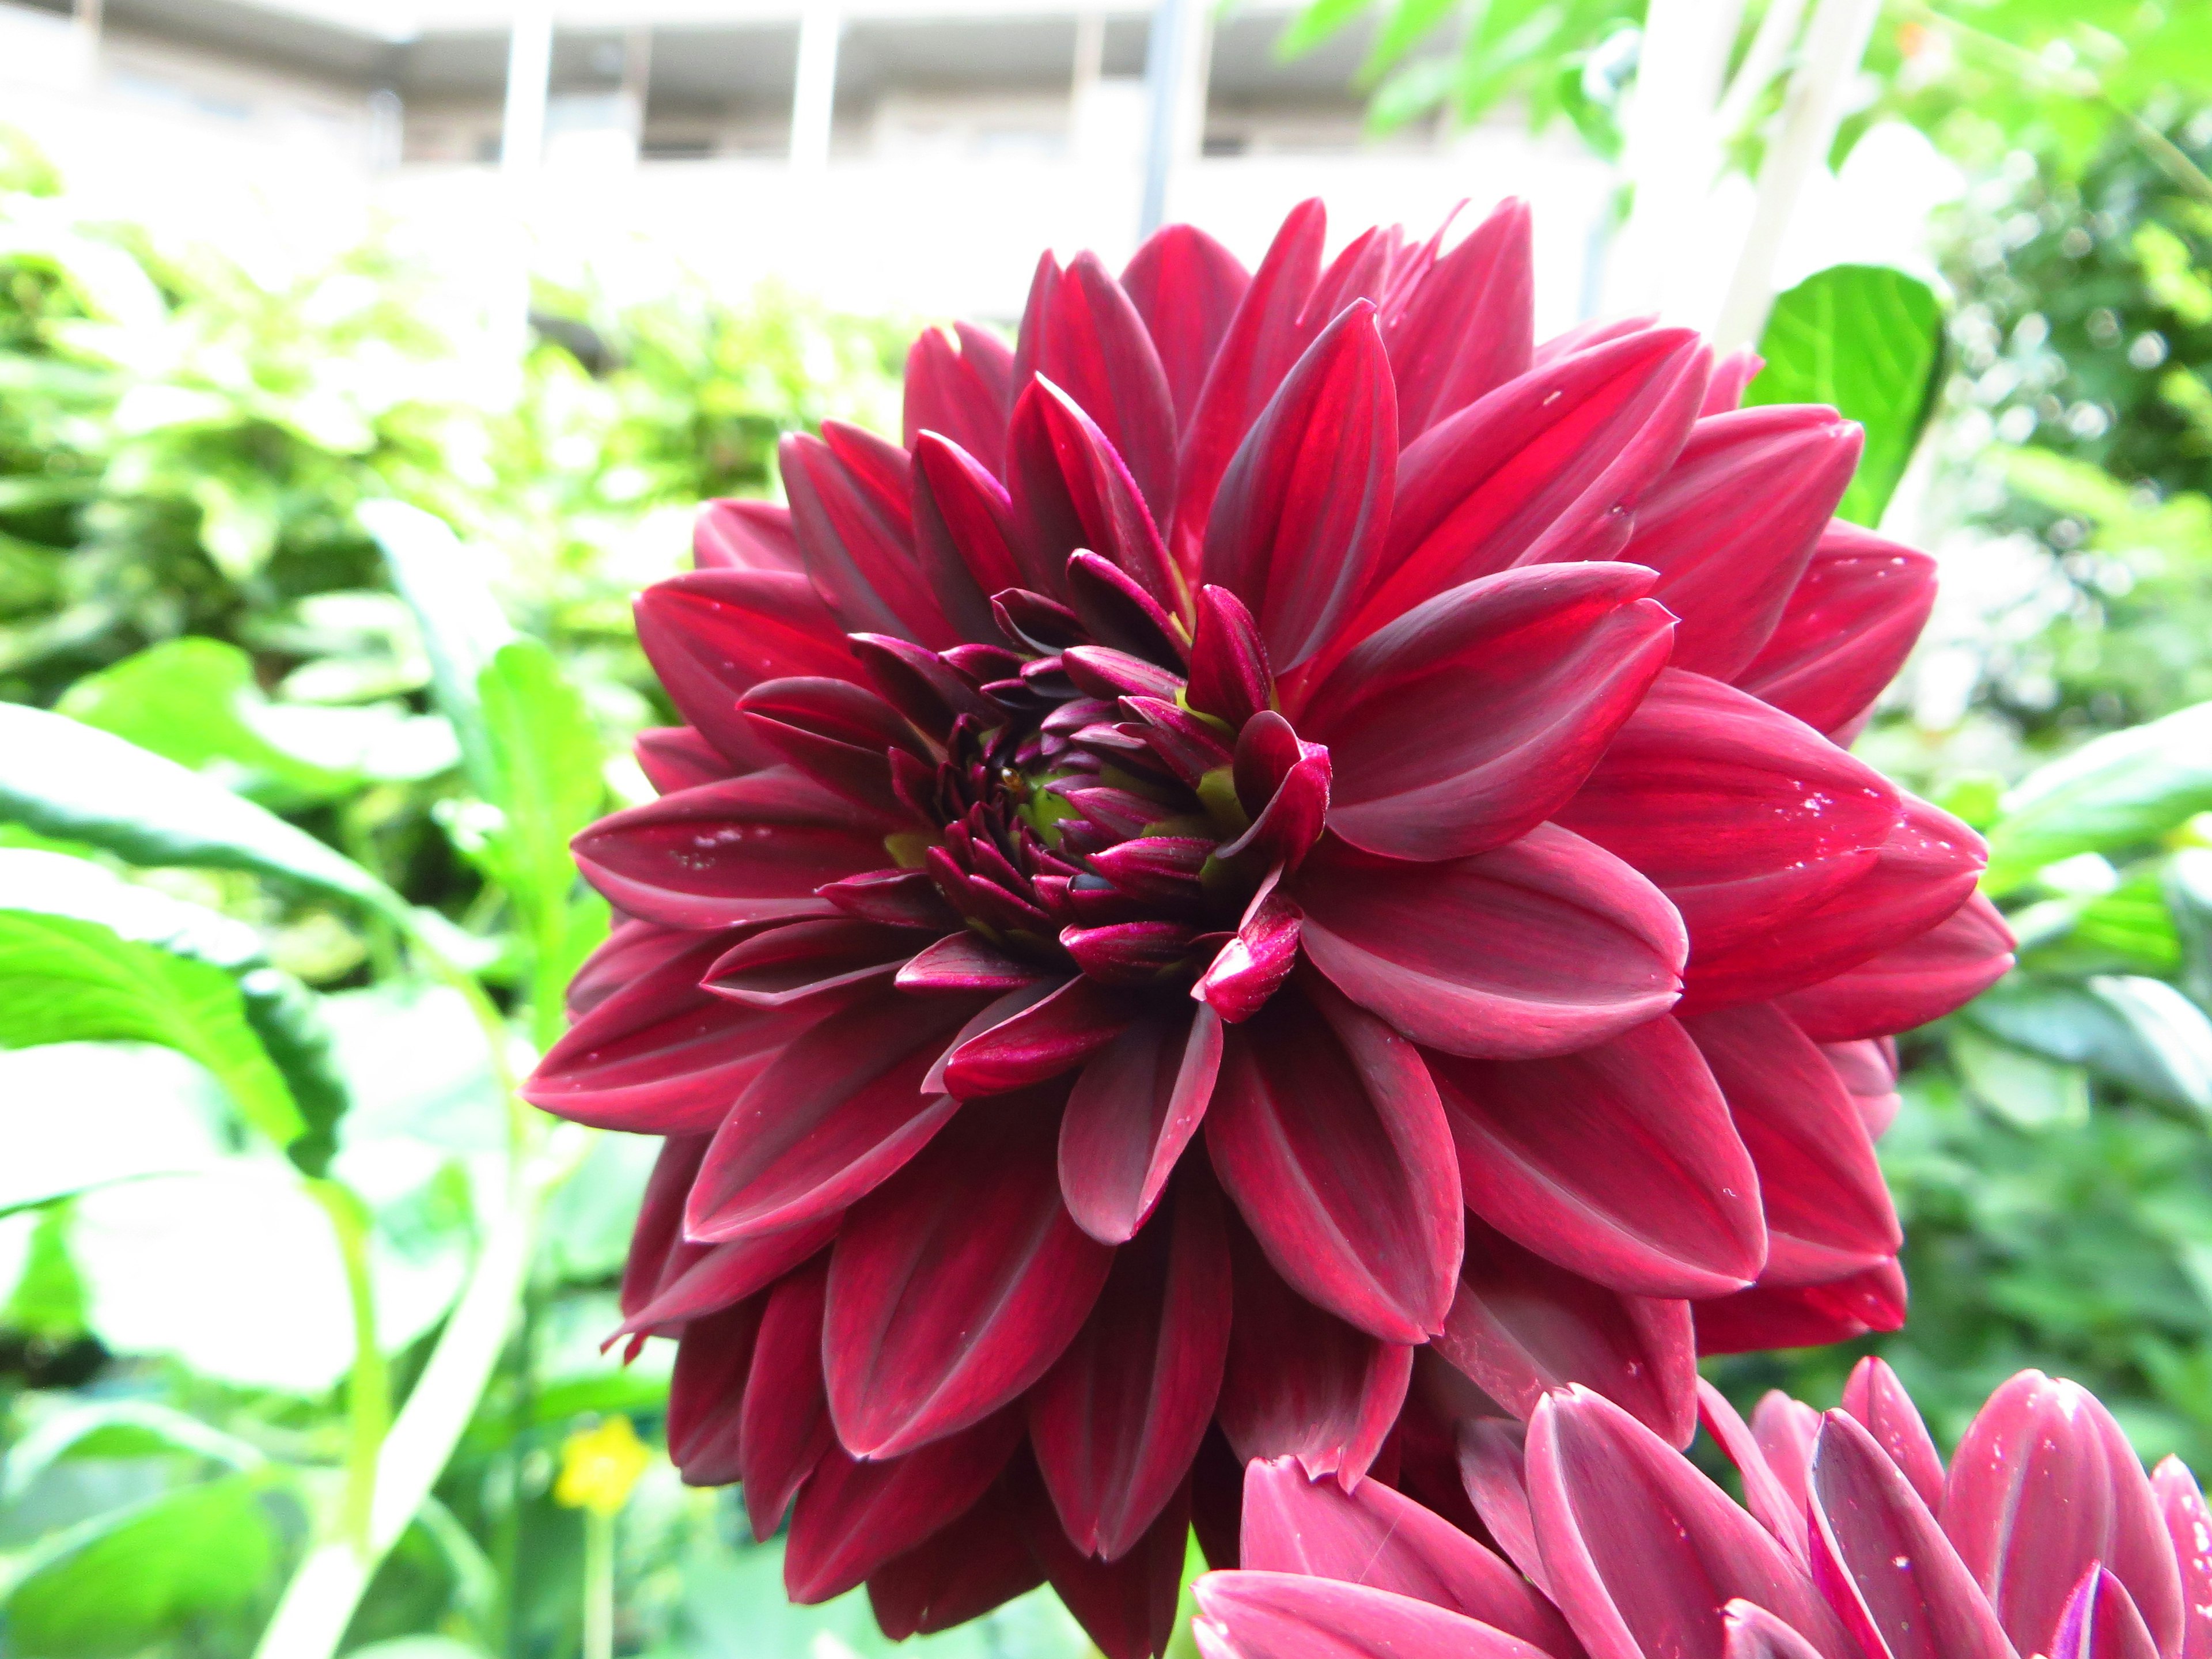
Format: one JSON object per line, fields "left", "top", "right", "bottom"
{"left": 555, "top": 1415, "right": 650, "bottom": 1518}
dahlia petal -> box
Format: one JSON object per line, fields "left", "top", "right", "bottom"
{"left": 1309, "top": 563, "right": 1675, "bottom": 861}
{"left": 1187, "top": 585, "right": 1275, "bottom": 728}
{"left": 1017, "top": 249, "right": 1180, "bottom": 527}
{"left": 664, "top": 1298, "right": 760, "bottom": 1485}
{"left": 820, "top": 866, "right": 962, "bottom": 931}
{"left": 1059, "top": 1005, "right": 1225, "bottom": 1243}
{"left": 1030, "top": 1175, "right": 1232, "bottom": 1558}
{"left": 570, "top": 769, "right": 888, "bottom": 930}
{"left": 923, "top": 975, "right": 1064, "bottom": 1092}
{"left": 694, "top": 497, "right": 806, "bottom": 573}
{"left": 566, "top": 916, "right": 683, "bottom": 1020}
{"left": 1017, "top": 1461, "right": 1190, "bottom": 1659}
{"left": 1531, "top": 314, "right": 1659, "bottom": 368}
{"left": 1175, "top": 199, "right": 1328, "bottom": 566}
{"left": 1702, "top": 348, "right": 1765, "bottom": 415}
{"left": 735, "top": 1260, "right": 835, "bottom": 1536}
{"left": 2153, "top": 1458, "right": 2212, "bottom": 1659}
{"left": 1218, "top": 1218, "right": 1411, "bottom": 1484}
{"left": 1719, "top": 1603, "right": 1829, "bottom": 1659}
{"left": 1063, "top": 645, "right": 1185, "bottom": 702}
{"left": 1776, "top": 893, "right": 2016, "bottom": 1041}
{"left": 1087, "top": 834, "right": 1215, "bottom": 911}
{"left": 1524, "top": 1387, "right": 1855, "bottom": 1659}
{"left": 1069, "top": 550, "right": 1188, "bottom": 666}
{"left": 1696, "top": 1381, "right": 1812, "bottom": 1565}
{"left": 619, "top": 1134, "right": 707, "bottom": 1319}
{"left": 1200, "top": 300, "right": 1397, "bottom": 669}
{"left": 738, "top": 674, "right": 922, "bottom": 821}
{"left": 1428, "top": 1016, "right": 1764, "bottom": 1300}
{"left": 1062, "top": 919, "right": 1202, "bottom": 983}
{"left": 1941, "top": 1370, "right": 2183, "bottom": 1659}
{"left": 1619, "top": 408, "right": 1861, "bottom": 681}
{"left": 1305, "top": 224, "right": 1397, "bottom": 323}
{"left": 1680, "top": 794, "right": 1987, "bottom": 1013}
{"left": 1194, "top": 1574, "right": 1559, "bottom": 1659}
{"left": 1219, "top": 726, "right": 1330, "bottom": 871}
{"left": 941, "top": 974, "right": 1137, "bottom": 1097}
{"left": 1694, "top": 1260, "right": 1907, "bottom": 1355}
{"left": 527, "top": 932, "right": 856, "bottom": 1134}
{"left": 1239, "top": 1456, "right": 1578, "bottom": 1653}
{"left": 1753, "top": 1392, "right": 1824, "bottom": 1517}
{"left": 783, "top": 1408, "right": 1026, "bottom": 1602}
{"left": 1683, "top": 1003, "right": 1899, "bottom": 1287}
{"left": 912, "top": 431, "right": 1024, "bottom": 641}
{"left": 903, "top": 323, "right": 1013, "bottom": 475}
{"left": 1555, "top": 669, "right": 1902, "bottom": 961}
{"left": 1384, "top": 197, "right": 1535, "bottom": 438}
{"left": 1441, "top": 1218, "right": 1698, "bottom": 1449}
{"left": 1456, "top": 1417, "right": 1553, "bottom": 1597}
{"left": 896, "top": 930, "right": 1043, "bottom": 994}
{"left": 1206, "top": 973, "right": 1462, "bottom": 1342}
{"left": 1806, "top": 1410, "right": 2016, "bottom": 1659}
{"left": 1123, "top": 222, "right": 1252, "bottom": 429}
{"left": 1298, "top": 827, "right": 1687, "bottom": 1062}
{"left": 867, "top": 1478, "right": 1046, "bottom": 1638}
{"left": 1839, "top": 1355, "right": 1946, "bottom": 1514}
{"left": 2050, "top": 1566, "right": 2161, "bottom": 1659}
{"left": 1821, "top": 1037, "right": 1902, "bottom": 1139}
{"left": 634, "top": 569, "right": 857, "bottom": 770}
{"left": 1734, "top": 522, "right": 1937, "bottom": 739}
{"left": 1357, "top": 327, "right": 1709, "bottom": 634}
{"left": 824, "top": 1095, "right": 1115, "bottom": 1458}
{"left": 685, "top": 984, "right": 984, "bottom": 1241}
{"left": 622, "top": 1213, "right": 840, "bottom": 1334}
{"left": 1008, "top": 377, "right": 1180, "bottom": 609}
{"left": 849, "top": 631, "right": 997, "bottom": 737}
{"left": 634, "top": 725, "right": 731, "bottom": 795}
{"left": 703, "top": 916, "right": 917, "bottom": 1007}
{"left": 782, "top": 428, "right": 956, "bottom": 648}
{"left": 1192, "top": 872, "right": 1303, "bottom": 1024}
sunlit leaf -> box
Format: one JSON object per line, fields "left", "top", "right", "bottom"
{"left": 1983, "top": 700, "right": 2212, "bottom": 893}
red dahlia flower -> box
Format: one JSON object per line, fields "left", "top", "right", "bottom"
{"left": 525, "top": 197, "right": 2015, "bottom": 1655}
{"left": 1198, "top": 1359, "right": 2212, "bottom": 1659}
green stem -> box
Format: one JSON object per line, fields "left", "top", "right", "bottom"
{"left": 582, "top": 1507, "right": 615, "bottom": 1659}
{"left": 302, "top": 1179, "right": 389, "bottom": 1554}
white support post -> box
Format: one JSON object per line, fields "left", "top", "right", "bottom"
{"left": 500, "top": 1, "right": 552, "bottom": 176}
{"left": 1138, "top": 0, "right": 1209, "bottom": 236}
{"left": 790, "top": 2, "right": 841, "bottom": 169}
{"left": 621, "top": 25, "right": 653, "bottom": 162}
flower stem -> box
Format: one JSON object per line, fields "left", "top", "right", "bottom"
{"left": 582, "top": 1506, "right": 615, "bottom": 1659}
{"left": 301, "top": 1179, "right": 388, "bottom": 1553}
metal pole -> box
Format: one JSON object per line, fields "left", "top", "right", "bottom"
{"left": 1139, "top": 0, "right": 1205, "bottom": 236}
{"left": 501, "top": 1, "right": 552, "bottom": 176}
{"left": 790, "top": 1, "right": 842, "bottom": 169}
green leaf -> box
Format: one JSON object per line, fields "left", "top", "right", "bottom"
{"left": 0, "top": 703, "right": 407, "bottom": 923}
{"left": 475, "top": 638, "right": 603, "bottom": 918}
{"left": 1964, "top": 972, "right": 2212, "bottom": 1115}
{"left": 1745, "top": 264, "right": 1948, "bottom": 527}
{"left": 1984, "top": 702, "right": 2212, "bottom": 893}
{"left": 2, "top": 1402, "right": 265, "bottom": 1505}
{"left": 0, "top": 850, "right": 349, "bottom": 1169}
{"left": 4, "top": 1475, "right": 278, "bottom": 1658}
{"left": 1277, "top": 0, "right": 1374, "bottom": 60}
{"left": 1950, "top": 1024, "right": 2092, "bottom": 1129}
{"left": 359, "top": 499, "right": 515, "bottom": 798}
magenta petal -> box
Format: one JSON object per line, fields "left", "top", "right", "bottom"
{"left": 821, "top": 866, "right": 961, "bottom": 931}
{"left": 1438, "top": 1217, "right": 1698, "bottom": 1449}
{"left": 1194, "top": 1573, "right": 1562, "bottom": 1659}
{"left": 1123, "top": 221, "right": 1251, "bottom": 429}
{"left": 1206, "top": 973, "right": 1463, "bottom": 1342}
{"left": 866, "top": 1479, "right": 1045, "bottom": 1639}
{"left": 1238, "top": 1456, "right": 1578, "bottom": 1653}
{"left": 1383, "top": 196, "right": 1535, "bottom": 438}
{"left": 2154, "top": 1457, "right": 2212, "bottom": 1659}
{"left": 2049, "top": 1567, "right": 2161, "bottom": 1659}
{"left": 1754, "top": 1391, "right": 1824, "bottom": 1517}
{"left": 1620, "top": 407, "right": 1861, "bottom": 681}
{"left": 1018, "top": 249, "right": 1180, "bottom": 527}
{"left": 1018, "top": 1461, "right": 1191, "bottom": 1659}
{"left": 1309, "top": 562, "right": 1674, "bottom": 862}
{"left": 1941, "top": 1370, "right": 2183, "bottom": 1659}
{"left": 1702, "top": 347, "right": 1764, "bottom": 414}
{"left": 824, "top": 1095, "right": 1114, "bottom": 1459}
{"left": 1187, "top": 585, "right": 1276, "bottom": 728}
{"left": 527, "top": 932, "right": 859, "bottom": 1135}
{"left": 1060, "top": 1005, "right": 1225, "bottom": 1243}
{"left": 896, "top": 930, "right": 1045, "bottom": 994}
{"left": 703, "top": 917, "right": 918, "bottom": 1006}
{"left": 1555, "top": 669, "right": 1902, "bottom": 962}
{"left": 911, "top": 430, "right": 1024, "bottom": 642}
{"left": 1201, "top": 300, "right": 1397, "bottom": 669}
{"left": 1697, "top": 1381, "right": 1812, "bottom": 1565}
{"left": 782, "top": 426, "right": 956, "bottom": 649}
{"left": 694, "top": 497, "right": 806, "bottom": 573}
{"left": 1695, "top": 1261, "right": 1908, "bottom": 1357}
{"left": 1719, "top": 1603, "right": 1830, "bottom": 1659}
{"left": 1821, "top": 1037, "right": 1902, "bottom": 1139}
{"left": 634, "top": 569, "right": 858, "bottom": 769}
{"left": 1734, "top": 522, "right": 1937, "bottom": 740}
{"left": 1456, "top": 1418, "right": 1553, "bottom": 1598}
{"left": 1805, "top": 1409, "right": 2014, "bottom": 1659}
{"left": 618, "top": 1134, "right": 709, "bottom": 1320}
{"left": 632, "top": 725, "right": 732, "bottom": 796}
{"left": 1008, "top": 377, "right": 1180, "bottom": 609}
{"left": 622, "top": 1213, "right": 839, "bottom": 1334}
{"left": 1429, "top": 1016, "right": 1766, "bottom": 1300}
{"left": 1840, "top": 1355, "right": 1947, "bottom": 1513}
{"left": 1683, "top": 1003, "right": 1899, "bottom": 1287}
{"left": 1218, "top": 1218, "right": 1411, "bottom": 1485}
{"left": 1299, "top": 826, "right": 1686, "bottom": 1062}
{"left": 664, "top": 1298, "right": 759, "bottom": 1486}
{"left": 685, "top": 984, "right": 984, "bottom": 1241}
{"left": 1029, "top": 1175, "right": 1230, "bottom": 1559}
{"left": 783, "top": 1408, "right": 1025, "bottom": 1601}
{"left": 1525, "top": 1387, "right": 1855, "bottom": 1659}
{"left": 1192, "top": 871, "right": 1304, "bottom": 1024}
{"left": 738, "top": 674, "right": 922, "bottom": 821}
{"left": 903, "top": 321, "right": 1013, "bottom": 475}
{"left": 571, "top": 768, "right": 887, "bottom": 930}
{"left": 736, "top": 1260, "right": 836, "bottom": 1537}
{"left": 940, "top": 974, "right": 1137, "bottom": 1097}
{"left": 1777, "top": 893, "right": 2015, "bottom": 1041}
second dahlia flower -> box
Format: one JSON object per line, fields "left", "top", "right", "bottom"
{"left": 1199, "top": 1358, "right": 2212, "bottom": 1659}
{"left": 526, "top": 196, "right": 2013, "bottom": 1654}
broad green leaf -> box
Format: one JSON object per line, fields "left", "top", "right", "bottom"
{"left": 2, "top": 1402, "right": 264, "bottom": 1505}
{"left": 0, "top": 851, "right": 349, "bottom": 1171}
{"left": 4, "top": 1475, "right": 278, "bottom": 1658}
{"left": 0, "top": 703, "right": 407, "bottom": 923}
{"left": 2172, "top": 847, "right": 2212, "bottom": 1006}
{"left": 1745, "top": 263, "right": 1946, "bottom": 527}
{"left": 1950, "top": 1025, "right": 2092, "bottom": 1130}
{"left": 359, "top": 498, "right": 515, "bottom": 798}
{"left": 1984, "top": 702, "right": 2212, "bottom": 893}
{"left": 1278, "top": 0, "right": 1375, "bottom": 61}
{"left": 1964, "top": 972, "right": 2212, "bottom": 1115}
{"left": 475, "top": 638, "right": 604, "bottom": 919}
